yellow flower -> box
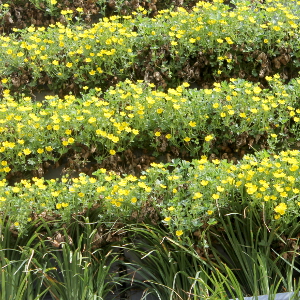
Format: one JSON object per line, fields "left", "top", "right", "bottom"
{"left": 164, "top": 217, "right": 171, "bottom": 222}
{"left": 3, "top": 167, "right": 10, "bottom": 172}
{"left": 207, "top": 210, "right": 213, "bottom": 215}
{"left": 56, "top": 203, "right": 62, "bottom": 209}
{"left": 66, "top": 62, "right": 73, "bottom": 68}
{"left": 225, "top": 37, "right": 233, "bottom": 44}
{"left": 88, "top": 117, "right": 96, "bottom": 123}
{"left": 184, "top": 137, "right": 191, "bottom": 142}
{"left": 205, "top": 135, "right": 213, "bottom": 142}
{"left": 12, "top": 187, "right": 20, "bottom": 193}
{"left": 45, "top": 146, "right": 53, "bottom": 151}
{"left": 109, "top": 149, "right": 116, "bottom": 155}
{"left": 154, "top": 132, "right": 161, "bottom": 137}
{"left": 193, "top": 192, "right": 203, "bottom": 199}
{"left": 212, "top": 159, "right": 220, "bottom": 165}
{"left": 131, "top": 197, "right": 137, "bottom": 203}
{"left": 274, "top": 203, "right": 287, "bottom": 215}
{"left": 201, "top": 180, "right": 208, "bottom": 186}
{"left": 212, "top": 194, "right": 220, "bottom": 200}
{"left": 157, "top": 108, "right": 163, "bottom": 114}
{"left": 176, "top": 230, "right": 183, "bottom": 237}
{"left": 204, "top": 89, "right": 213, "bottom": 95}
{"left": 217, "top": 186, "right": 224, "bottom": 192}
{"left": 23, "top": 148, "right": 31, "bottom": 155}
{"left": 189, "top": 121, "right": 196, "bottom": 127}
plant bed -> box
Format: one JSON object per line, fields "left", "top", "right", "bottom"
{"left": 1, "top": 0, "right": 300, "bottom": 95}
{"left": 2, "top": 76, "right": 300, "bottom": 180}
{"left": 2, "top": 1, "right": 300, "bottom": 299}
{"left": 1, "top": 149, "right": 300, "bottom": 236}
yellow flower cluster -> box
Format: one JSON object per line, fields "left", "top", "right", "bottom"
{"left": 2, "top": 75, "right": 300, "bottom": 177}
{"left": 0, "top": 0, "right": 299, "bottom": 91}
{"left": 1, "top": 150, "right": 300, "bottom": 236}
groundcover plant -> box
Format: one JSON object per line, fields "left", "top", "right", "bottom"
{"left": 1, "top": 0, "right": 300, "bottom": 299}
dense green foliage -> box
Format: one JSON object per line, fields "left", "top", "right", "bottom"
{"left": 1, "top": 0, "right": 300, "bottom": 299}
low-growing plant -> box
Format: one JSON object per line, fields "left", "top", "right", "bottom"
{"left": 1, "top": 148, "right": 300, "bottom": 238}
{"left": 1, "top": 0, "right": 300, "bottom": 92}
{"left": 0, "top": 3, "right": 10, "bottom": 29}
{"left": 2, "top": 76, "right": 300, "bottom": 178}
{"left": 28, "top": 0, "right": 60, "bottom": 16}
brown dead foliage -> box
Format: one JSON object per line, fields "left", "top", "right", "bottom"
{"left": 0, "top": 0, "right": 200, "bottom": 34}
{"left": 0, "top": 0, "right": 101, "bottom": 33}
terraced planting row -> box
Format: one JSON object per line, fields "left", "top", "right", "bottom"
{"left": 1, "top": 0, "right": 300, "bottom": 95}
{"left": 1, "top": 149, "right": 300, "bottom": 236}
{"left": 2, "top": 76, "right": 300, "bottom": 178}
